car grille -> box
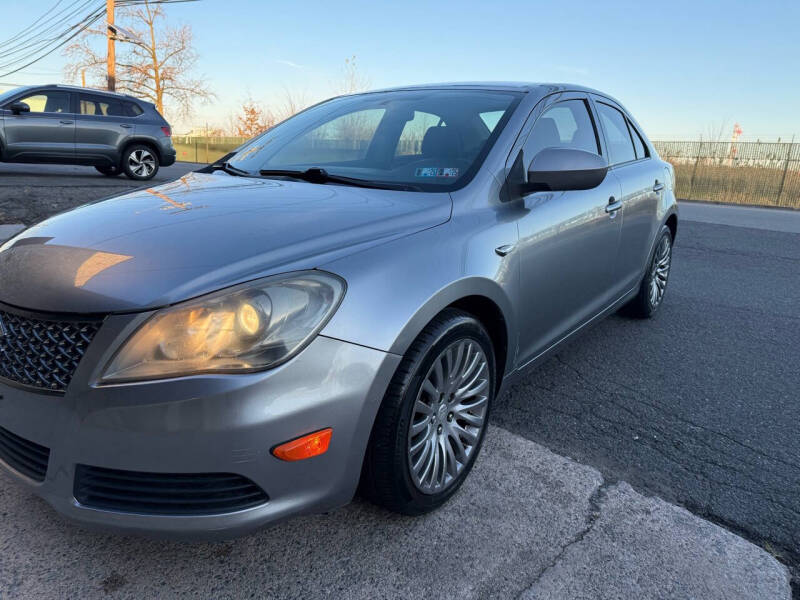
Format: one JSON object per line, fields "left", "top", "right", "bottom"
{"left": 0, "top": 425, "right": 51, "bottom": 482}
{"left": 0, "top": 308, "right": 103, "bottom": 393}
{"left": 74, "top": 465, "right": 270, "bottom": 516}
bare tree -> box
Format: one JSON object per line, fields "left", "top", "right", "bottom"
{"left": 334, "top": 55, "right": 371, "bottom": 96}
{"left": 227, "top": 98, "right": 274, "bottom": 137}
{"left": 64, "top": 0, "right": 212, "bottom": 118}
{"left": 270, "top": 87, "right": 312, "bottom": 123}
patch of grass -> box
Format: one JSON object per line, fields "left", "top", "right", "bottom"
{"left": 670, "top": 162, "right": 800, "bottom": 209}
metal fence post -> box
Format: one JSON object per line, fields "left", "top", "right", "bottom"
{"left": 776, "top": 135, "right": 795, "bottom": 206}
{"left": 194, "top": 138, "right": 198, "bottom": 163}
{"left": 688, "top": 141, "right": 702, "bottom": 201}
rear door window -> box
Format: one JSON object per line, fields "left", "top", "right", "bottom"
{"left": 80, "top": 95, "right": 124, "bottom": 117}
{"left": 596, "top": 103, "right": 636, "bottom": 165}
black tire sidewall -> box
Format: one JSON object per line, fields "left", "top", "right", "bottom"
{"left": 376, "top": 312, "right": 496, "bottom": 514}
{"left": 122, "top": 145, "right": 159, "bottom": 180}
{"left": 644, "top": 226, "right": 673, "bottom": 315}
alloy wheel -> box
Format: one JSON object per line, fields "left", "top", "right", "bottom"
{"left": 128, "top": 149, "right": 156, "bottom": 178}
{"left": 649, "top": 235, "right": 672, "bottom": 307}
{"left": 407, "top": 339, "right": 490, "bottom": 494}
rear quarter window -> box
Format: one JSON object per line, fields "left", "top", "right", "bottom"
{"left": 124, "top": 102, "right": 144, "bottom": 117}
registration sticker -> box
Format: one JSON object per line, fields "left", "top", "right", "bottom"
{"left": 415, "top": 167, "right": 460, "bottom": 178}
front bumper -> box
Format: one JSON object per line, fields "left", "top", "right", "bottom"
{"left": 0, "top": 324, "right": 400, "bottom": 540}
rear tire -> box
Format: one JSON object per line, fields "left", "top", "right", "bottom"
{"left": 621, "top": 225, "right": 673, "bottom": 318}
{"left": 95, "top": 165, "right": 121, "bottom": 177}
{"left": 122, "top": 144, "right": 159, "bottom": 181}
{"left": 362, "top": 308, "right": 495, "bottom": 515}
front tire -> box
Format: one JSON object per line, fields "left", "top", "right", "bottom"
{"left": 362, "top": 308, "right": 495, "bottom": 515}
{"left": 122, "top": 144, "right": 159, "bottom": 181}
{"left": 622, "top": 225, "right": 673, "bottom": 318}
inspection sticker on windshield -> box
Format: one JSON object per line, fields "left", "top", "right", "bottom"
{"left": 415, "top": 167, "right": 460, "bottom": 178}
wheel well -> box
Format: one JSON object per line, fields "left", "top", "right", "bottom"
{"left": 666, "top": 213, "right": 678, "bottom": 241}
{"left": 121, "top": 139, "right": 161, "bottom": 164}
{"left": 447, "top": 295, "right": 508, "bottom": 391}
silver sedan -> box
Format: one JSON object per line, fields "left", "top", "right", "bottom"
{"left": 0, "top": 83, "right": 677, "bottom": 538}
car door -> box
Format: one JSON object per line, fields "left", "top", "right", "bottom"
{"left": 75, "top": 94, "right": 136, "bottom": 163}
{"left": 510, "top": 93, "right": 623, "bottom": 366}
{"left": 593, "top": 98, "right": 663, "bottom": 292}
{"left": 1, "top": 89, "right": 75, "bottom": 161}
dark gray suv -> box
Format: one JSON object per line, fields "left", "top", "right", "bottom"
{"left": 0, "top": 84, "right": 176, "bottom": 180}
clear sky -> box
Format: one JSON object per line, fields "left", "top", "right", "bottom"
{"left": 1, "top": 0, "right": 798, "bottom": 140}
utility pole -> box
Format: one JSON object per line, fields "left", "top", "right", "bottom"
{"left": 106, "top": 0, "right": 115, "bottom": 91}
{"left": 81, "top": 69, "right": 86, "bottom": 87}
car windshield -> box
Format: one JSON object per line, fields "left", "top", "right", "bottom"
{"left": 0, "top": 87, "right": 27, "bottom": 105}
{"left": 228, "top": 89, "right": 523, "bottom": 191}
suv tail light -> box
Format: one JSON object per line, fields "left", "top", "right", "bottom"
{"left": 161, "top": 126, "right": 172, "bottom": 137}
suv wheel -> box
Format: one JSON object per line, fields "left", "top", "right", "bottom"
{"left": 95, "top": 165, "right": 121, "bottom": 177}
{"left": 362, "top": 308, "right": 495, "bottom": 515}
{"left": 622, "top": 224, "right": 673, "bottom": 318}
{"left": 122, "top": 145, "right": 159, "bottom": 180}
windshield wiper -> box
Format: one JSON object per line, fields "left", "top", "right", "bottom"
{"left": 218, "top": 162, "right": 252, "bottom": 177}
{"left": 258, "top": 167, "right": 420, "bottom": 191}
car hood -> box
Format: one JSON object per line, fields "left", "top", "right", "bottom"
{"left": 0, "top": 172, "right": 451, "bottom": 314}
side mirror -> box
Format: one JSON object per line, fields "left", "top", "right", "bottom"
{"left": 8, "top": 102, "right": 30, "bottom": 115}
{"left": 524, "top": 147, "right": 608, "bottom": 193}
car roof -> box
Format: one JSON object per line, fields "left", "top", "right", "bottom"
{"left": 366, "top": 81, "right": 607, "bottom": 95}
{"left": 32, "top": 83, "right": 144, "bottom": 102}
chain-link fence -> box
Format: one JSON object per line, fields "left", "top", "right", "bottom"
{"left": 652, "top": 141, "right": 799, "bottom": 209}
{"left": 173, "top": 136, "right": 247, "bottom": 164}
{"left": 173, "top": 136, "right": 800, "bottom": 210}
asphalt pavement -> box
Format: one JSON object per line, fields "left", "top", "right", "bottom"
{"left": 494, "top": 203, "right": 800, "bottom": 588}
{"left": 0, "top": 162, "right": 200, "bottom": 225}
{"left": 0, "top": 166, "right": 797, "bottom": 598}
{"left": 0, "top": 427, "right": 789, "bottom": 599}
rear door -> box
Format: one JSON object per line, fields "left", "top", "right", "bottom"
{"left": 75, "top": 94, "right": 136, "bottom": 163}
{"left": 511, "top": 92, "right": 623, "bottom": 366}
{"left": 1, "top": 89, "right": 74, "bottom": 161}
{"left": 593, "top": 98, "right": 663, "bottom": 292}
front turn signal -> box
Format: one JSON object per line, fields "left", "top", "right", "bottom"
{"left": 272, "top": 428, "right": 333, "bottom": 462}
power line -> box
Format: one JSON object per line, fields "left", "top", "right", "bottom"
{"left": 0, "top": 0, "right": 198, "bottom": 79}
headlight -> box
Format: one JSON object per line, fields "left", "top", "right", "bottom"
{"left": 100, "top": 271, "right": 345, "bottom": 383}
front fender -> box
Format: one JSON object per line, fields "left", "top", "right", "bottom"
{"left": 319, "top": 217, "right": 520, "bottom": 379}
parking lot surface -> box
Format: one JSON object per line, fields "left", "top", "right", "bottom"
{"left": 0, "top": 167, "right": 797, "bottom": 596}
{"left": 0, "top": 428, "right": 789, "bottom": 599}
{"left": 0, "top": 163, "right": 200, "bottom": 225}
{"left": 494, "top": 215, "right": 800, "bottom": 578}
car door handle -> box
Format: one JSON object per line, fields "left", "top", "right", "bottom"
{"left": 653, "top": 181, "right": 665, "bottom": 192}
{"left": 59, "top": 120, "right": 74, "bottom": 125}
{"left": 495, "top": 244, "right": 515, "bottom": 257}
{"left": 605, "top": 197, "right": 622, "bottom": 213}
{"left": 120, "top": 124, "right": 133, "bottom": 128}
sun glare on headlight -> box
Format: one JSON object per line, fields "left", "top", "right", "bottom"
{"left": 100, "top": 271, "right": 344, "bottom": 383}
